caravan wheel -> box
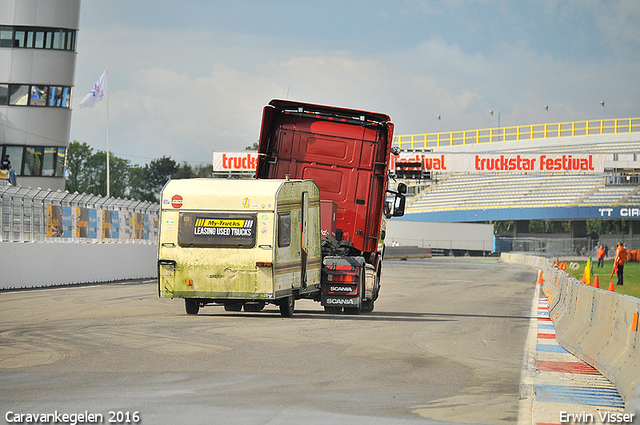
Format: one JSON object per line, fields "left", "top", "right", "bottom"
{"left": 279, "top": 295, "right": 295, "bottom": 317}
{"left": 185, "top": 299, "right": 200, "bottom": 315}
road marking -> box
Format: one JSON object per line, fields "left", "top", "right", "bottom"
{"left": 518, "top": 281, "right": 624, "bottom": 425}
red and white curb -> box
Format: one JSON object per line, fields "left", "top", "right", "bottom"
{"left": 519, "top": 282, "right": 624, "bottom": 425}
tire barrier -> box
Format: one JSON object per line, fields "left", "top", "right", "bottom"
{"left": 501, "top": 252, "right": 640, "bottom": 414}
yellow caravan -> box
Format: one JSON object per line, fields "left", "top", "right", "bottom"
{"left": 158, "top": 178, "right": 321, "bottom": 317}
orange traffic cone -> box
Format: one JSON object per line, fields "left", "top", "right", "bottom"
{"left": 554, "top": 258, "right": 559, "bottom": 268}
{"left": 593, "top": 275, "right": 599, "bottom": 289}
{"left": 537, "top": 270, "right": 544, "bottom": 284}
{"left": 608, "top": 282, "right": 615, "bottom": 292}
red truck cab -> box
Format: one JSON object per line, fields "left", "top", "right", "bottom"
{"left": 257, "top": 99, "right": 399, "bottom": 253}
{"left": 256, "top": 100, "right": 405, "bottom": 313}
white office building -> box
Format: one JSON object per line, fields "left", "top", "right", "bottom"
{"left": 0, "top": 0, "right": 81, "bottom": 191}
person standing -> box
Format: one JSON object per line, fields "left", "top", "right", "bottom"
{"left": 597, "top": 244, "right": 606, "bottom": 268}
{"left": 614, "top": 242, "right": 627, "bottom": 286}
{"left": 0, "top": 154, "right": 10, "bottom": 170}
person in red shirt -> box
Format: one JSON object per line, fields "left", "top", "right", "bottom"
{"left": 597, "top": 244, "right": 606, "bottom": 268}
{"left": 614, "top": 242, "right": 627, "bottom": 286}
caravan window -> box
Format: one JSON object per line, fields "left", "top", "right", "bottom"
{"left": 178, "top": 212, "right": 256, "bottom": 248}
{"left": 278, "top": 213, "right": 291, "bottom": 247}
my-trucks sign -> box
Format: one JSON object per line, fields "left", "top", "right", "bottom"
{"left": 213, "top": 152, "right": 258, "bottom": 172}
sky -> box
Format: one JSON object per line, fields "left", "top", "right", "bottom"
{"left": 70, "top": 0, "right": 640, "bottom": 166}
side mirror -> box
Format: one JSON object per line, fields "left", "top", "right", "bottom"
{"left": 384, "top": 201, "right": 392, "bottom": 219}
{"left": 392, "top": 193, "right": 405, "bottom": 217}
{"left": 397, "top": 182, "right": 407, "bottom": 194}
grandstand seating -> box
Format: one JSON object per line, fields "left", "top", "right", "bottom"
{"left": 405, "top": 173, "right": 616, "bottom": 213}
{"left": 399, "top": 131, "right": 640, "bottom": 215}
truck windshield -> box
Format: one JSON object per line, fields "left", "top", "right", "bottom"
{"left": 178, "top": 212, "right": 257, "bottom": 248}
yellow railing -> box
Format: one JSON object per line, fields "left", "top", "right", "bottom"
{"left": 393, "top": 117, "right": 640, "bottom": 150}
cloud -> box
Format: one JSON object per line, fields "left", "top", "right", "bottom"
{"left": 70, "top": 1, "right": 640, "bottom": 166}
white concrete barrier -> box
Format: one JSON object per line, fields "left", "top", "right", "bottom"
{"left": 0, "top": 242, "right": 157, "bottom": 289}
{"left": 501, "top": 252, "right": 640, "bottom": 413}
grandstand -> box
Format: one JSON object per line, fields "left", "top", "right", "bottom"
{"left": 406, "top": 172, "right": 609, "bottom": 212}
{"left": 392, "top": 119, "right": 640, "bottom": 219}
{"left": 387, "top": 118, "right": 640, "bottom": 254}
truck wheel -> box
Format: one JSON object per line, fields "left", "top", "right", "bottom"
{"left": 224, "top": 303, "right": 243, "bottom": 312}
{"left": 361, "top": 299, "right": 374, "bottom": 313}
{"left": 279, "top": 295, "right": 295, "bottom": 317}
{"left": 185, "top": 299, "right": 200, "bottom": 315}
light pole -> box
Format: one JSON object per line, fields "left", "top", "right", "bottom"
{"left": 436, "top": 115, "right": 441, "bottom": 132}
{"left": 490, "top": 110, "right": 500, "bottom": 128}
{"left": 600, "top": 101, "right": 605, "bottom": 120}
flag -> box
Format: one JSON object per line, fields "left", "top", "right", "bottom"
{"left": 80, "top": 70, "right": 107, "bottom": 108}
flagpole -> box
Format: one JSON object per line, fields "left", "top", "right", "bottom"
{"left": 106, "top": 68, "right": 110, "bottom": 198}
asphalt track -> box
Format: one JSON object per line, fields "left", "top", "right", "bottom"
{"left": 0, "top": 258, "right": 537, "bottom": 425}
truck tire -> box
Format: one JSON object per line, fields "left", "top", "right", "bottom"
{"left": 185, "top": 299, "right": 200, "bottom": 315}
{"left": 361, "top": 299, "right": 374, "bottom": 313}
{"left": 279, "top": 295, "right": 295, "bottom": 317}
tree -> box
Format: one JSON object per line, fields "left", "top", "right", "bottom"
{"left": 65, "top": 141, "right": 93, "bottom": 194}
{"left": 127, "top": 156, "right": 178, "bottom": 203}
{"left": 65, "top": 142, "right": 131, "bottom": 198}
{"left": 65, "top": 142, "right": 211, "bottom": 202}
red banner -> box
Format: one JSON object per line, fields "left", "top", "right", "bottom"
{"left": 391, "top": 153, "right": 610, "bottom": 173}
{"left": 212, "top": 152, "right": 615, "bottom": 173}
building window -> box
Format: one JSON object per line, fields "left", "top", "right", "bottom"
{"left": 4, "top": 146, "right": 24, "bottom": 175}
{"left": 42, "top": 147, "right": 57, "bottom": 176}
{"left": 24, "top": 146, "right": 44, "bottom": 176}
{"left": 49, "top": 86, "right": 71, "bottom": 108}
{"left": 0, "top": 27, "right": 12, "bottom": 47}
{"left": 1, "top": 145, "right": 66, "bottom": 178}
{"left": 34, "top": 30, "right": 45, "bottom": 49}
{"left": 0, "top": 25, "right": 77, "bottom": 52}
{"left": 14, "top": 29, "right": 28, "bottom": 47}
{"left": 0, "top": 84, "right": 7, "bottom": 104}
{"left": 55, "top": 147, "right": 66, "bottom": 177}
{"left": 9, "top": 85, "right": 29, "bottom": 105}
{"left": 30, "top": 85, "right": 48, "bottom": 106}
{"left": 1, "top": 84, "right": 72, "bottom": 108}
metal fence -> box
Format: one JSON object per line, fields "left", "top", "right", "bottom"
{"left": 495, "top": 235, "right": 640, "bottom": 257}
{"left": 0, "top": 184, "right": 159, "bottom": 243}
{"left": 393, "top": 117, "right": 640, "bottom": 150}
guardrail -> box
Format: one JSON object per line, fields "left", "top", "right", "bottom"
{"left": 394, "top": 117, "right": 640, "bottom": 150}
{"left": 0, "top": 185, "right": 159, "bottom": 243}
{"left": 501, "top": 252, "right": 640, "bottom": 413}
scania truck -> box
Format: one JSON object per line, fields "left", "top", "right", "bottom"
{"left": 157, "top": 99, "right": 405, "bottom": 316}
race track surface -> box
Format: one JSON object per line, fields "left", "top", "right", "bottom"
{"left": 0, "top": 258, "right": 537, "bottom": 425}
